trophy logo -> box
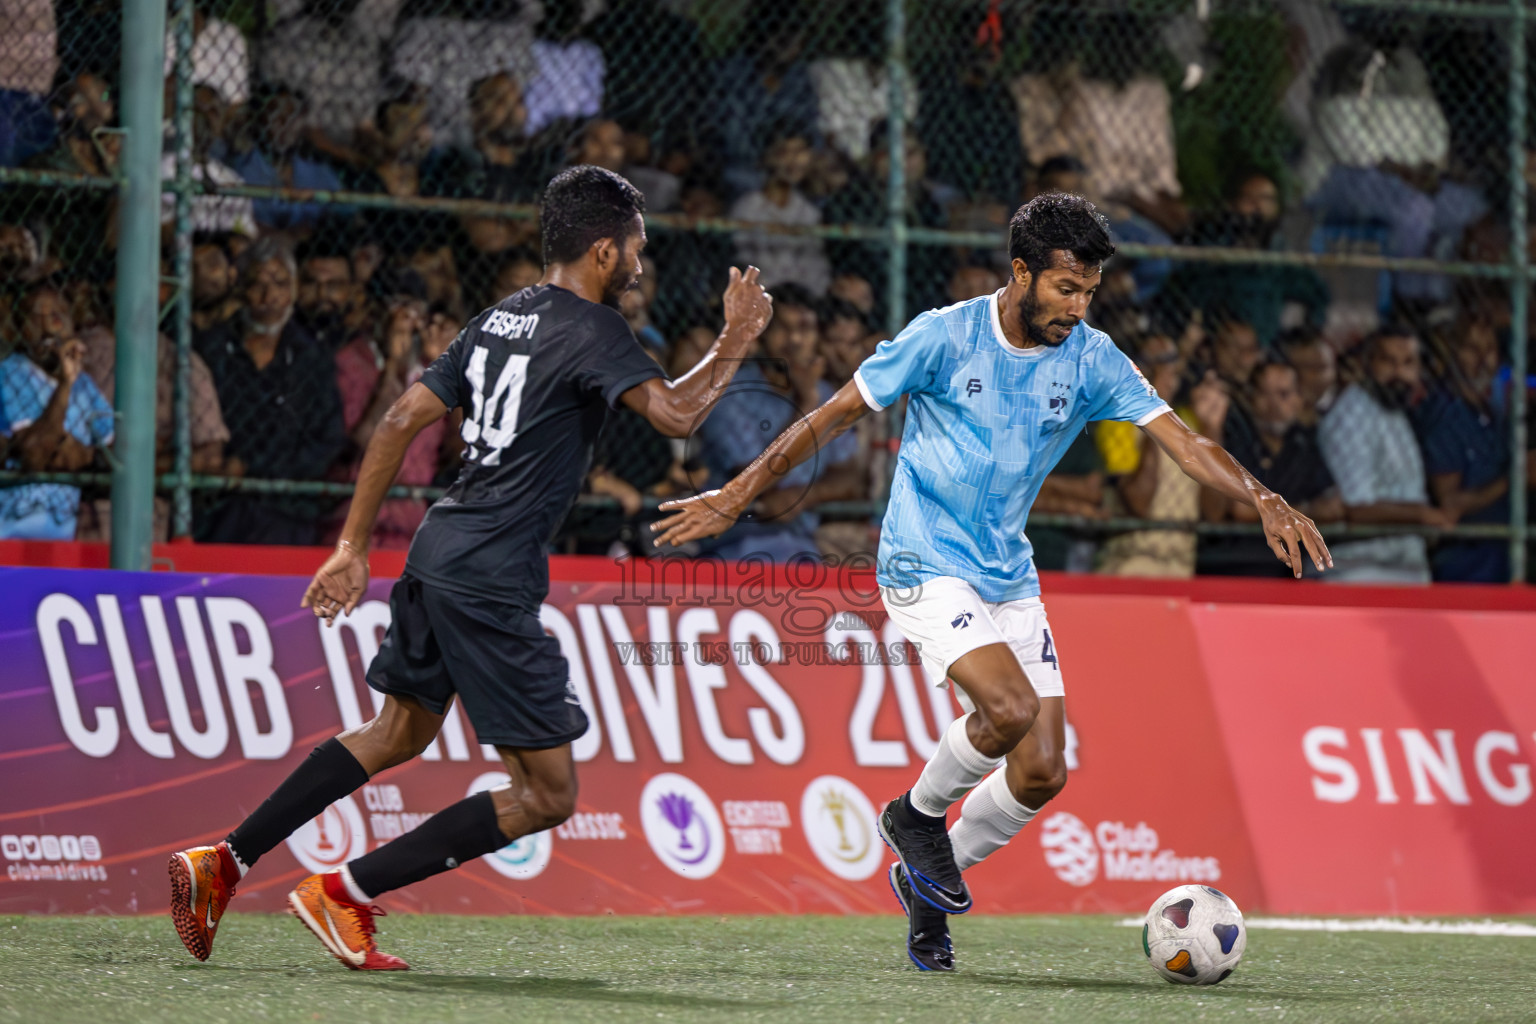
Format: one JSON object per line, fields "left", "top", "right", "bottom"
{"left": 800, "top": 776, "right": 882, "bottom": 881}
{"left": 286, "top": 796, "right": 367, "bottom": 874}
{"left": 640, "top": 773, "right": 725, "bottom": 878}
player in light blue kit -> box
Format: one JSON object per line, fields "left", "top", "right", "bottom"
{"left": 652, "top": 193, "right": 1331, "bottom": 971}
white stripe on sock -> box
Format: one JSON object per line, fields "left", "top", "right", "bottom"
{"left": 338, "top": 864, "right": 373, "bottom": 904}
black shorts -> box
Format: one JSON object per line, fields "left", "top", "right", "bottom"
{"left": 366, "top": 573, "right": 589, "bottom": 750}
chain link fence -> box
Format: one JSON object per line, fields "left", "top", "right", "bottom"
{"left": 0, "top": 0, "right": 1529, "bottom": 583}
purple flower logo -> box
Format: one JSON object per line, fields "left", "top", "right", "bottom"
{"left": 640, "top": 773, "right": 724, "bottom": 878}
{"left": 656, "top": 791, "right": 710, "bottom": 864}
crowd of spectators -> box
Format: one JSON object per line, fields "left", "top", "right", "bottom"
{"left": 0, "top": 0, "right": 1533, "bottom": 583}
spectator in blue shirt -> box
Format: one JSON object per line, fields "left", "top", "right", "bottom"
{"left": 709, "top": 2, "right": 820, "bottom": 199}
{"left": 229, "top": 83, "right": 345, "bottom": 233}
{"left": 695, "top": 285, "right": 860, "bottom": 563}
{"left": 1418, "top": 316, "right": 1512, "bottom": 582}
{"left": 0, "top": 281, "right": 115, "bottom": 539}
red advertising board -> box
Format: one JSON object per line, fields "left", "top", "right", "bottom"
{"left": 1192, "top": 603, "right": 1536, "bottom": 916}
{"left": 2, "top": 558, "right": 1533, "bottom": 918}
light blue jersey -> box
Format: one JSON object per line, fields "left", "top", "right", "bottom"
{"left": 853, "top": 290, "right": 1170, "bottom": 601}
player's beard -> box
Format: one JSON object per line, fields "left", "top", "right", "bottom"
{"left": 602, "top": 259, "right": 639, "bottom": 308}
{"left": 1019, "top": 277, "right": 1079, "bottom": 347}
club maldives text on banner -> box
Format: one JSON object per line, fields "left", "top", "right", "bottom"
{"left": 0, "top": 565, "right": 1530, "bottom": 916}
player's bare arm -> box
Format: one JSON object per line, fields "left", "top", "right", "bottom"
{"left": 619, "top": 265, "right": 773, "bottom": 437}
{"left": 302, "top": 382, "right": 449, "bottom": 625}
{"left": 651, "top": 379, "right": 870, "bottom": 546}
{"left": 1140, "top": 410, "right": 1333, "bottom": 578}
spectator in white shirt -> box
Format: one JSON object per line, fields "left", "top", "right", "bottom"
{"left": 729, "top": 131, "right": 830, "bottom": 294}
{"left": 1319, "top": 326, "right": 1452, "bottom": 583}
{"left": 163, "top": 4, "right": 248, "bottom": 107}
{"left": 523, "top": 0, "right": 604, "bottom": 136}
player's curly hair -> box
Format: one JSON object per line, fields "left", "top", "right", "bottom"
{"left": 1008, "top": 192, "right": 1115, "bottom": 277}
{"left": 540, "top": 165, "right": 646, "bottom": 266}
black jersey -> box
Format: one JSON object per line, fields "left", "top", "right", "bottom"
{"left": 406, "top": 284, "right": 667, "bottom": 609}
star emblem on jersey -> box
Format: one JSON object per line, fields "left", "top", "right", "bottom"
{"left": 1049, "top": 381, "right": 1072, "bottom": 412}
{"left": 965, "top": 378, "right": 983, "bottom": 396}
{"left": 950, "top": 610, "right": 974, "bottom": 629}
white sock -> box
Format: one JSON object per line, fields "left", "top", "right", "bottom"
{"left": 909, "top": 714, "right": 1004, "bottom": 818}
{"left": 950, "top": 767, "right": 1040, "bottom": 872}
{"left": 338, "top": 863, "right": 373, "bottom": 903}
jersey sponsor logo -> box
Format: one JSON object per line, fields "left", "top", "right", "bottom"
{"left": 799, "top": 776, "right": 883, "bottom": 880}
{"left": 1129, "top": 361, "right": 1158, "bottom": 399}
{"left": 467, "top": 772, "right": 554, "bottom": 879}
{"left": 965, "top": 378, "right": 983, "bottom": 397}
{"left": 1040, "top": 812, "right": 1221, "bottom": 886}
{"left": 639, "top": 772, "right": 726, "bottom": 878}
{"left": 481, "top": 311, "right": 540, "bottom": 340}
{"left": 286, "top": 796, "right": 368, "bottom": 875}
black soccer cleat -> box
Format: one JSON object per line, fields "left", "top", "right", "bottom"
{"left": 888, "top": 862, "right": 954, "bottom": 972}
{"left": 877, "top": 794, "right": 972, "bottom": 914}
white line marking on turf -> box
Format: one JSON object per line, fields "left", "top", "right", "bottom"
{"left": 1116, "top": 917, "right": 1536, "bottom": 937}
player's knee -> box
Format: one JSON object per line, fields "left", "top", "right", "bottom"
{"left": 976, "top": 690, "right": 1039, "bottom": 754}
{"left": 1031, "top": 761, "right": 1069, "bottom": 802}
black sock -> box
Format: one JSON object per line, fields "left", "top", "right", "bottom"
{"left": 903, "top": 791, "right": 946, "bottom": 826}
{"left": 225, "top": 738, "right": 370, "bottom": 869}
{"left": 347, "top": 790, "right": 506, "bottom": 899}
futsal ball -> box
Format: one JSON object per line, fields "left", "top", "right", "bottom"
{"left": 1141, "top": 884, "right": 1247, "bottom": 985}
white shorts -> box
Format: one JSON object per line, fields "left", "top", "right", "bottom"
{"left": 881, "top": 576, "right": 1066, "bottom": 706}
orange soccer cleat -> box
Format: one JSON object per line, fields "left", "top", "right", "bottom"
{"left": 287, "top": 872, "right": 410, "bottom": 971}
{"left": 168, "top": 842, "right": 240, "bottom": 961}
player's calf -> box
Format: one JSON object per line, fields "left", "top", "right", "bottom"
{"left": 340, "top": 695, "right": 446, "bottom": 774}
{"left": 491, "top": 777, "right": 578, "bottom": 838}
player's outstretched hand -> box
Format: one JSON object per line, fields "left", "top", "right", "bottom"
{"left": 722, "top": 266, "right": 773, "bottom": 338}
{"left": 1256, "top": 493, "right": 1332, "bottom": 579}
{"left": 302, "top": 542, "right": 370, "bottom": 627}
{"left": 651, "top": 488, "right": 750, "bottom": 548}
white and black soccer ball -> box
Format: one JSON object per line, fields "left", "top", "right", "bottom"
{"left": 1141, "top": 884, "right": 1246, "bottom": 985}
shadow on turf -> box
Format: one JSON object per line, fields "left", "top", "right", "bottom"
{"left": 959, "top": 972, "right": 1335, "bottom": 1002}
{"left": 200, "top": 965, "right": 770, "bottom": 1011}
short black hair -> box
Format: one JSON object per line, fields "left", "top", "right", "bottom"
{"left": 295, "top": 234, "right": 352, "bottom": 266}
{"left": 539, "top": 165, "right": 646, "bottom": 266}
{"left": 1008, "top": 192, "right": 1114, "bottom": 277}
{"left": 1249, "top": 353, "right": 1297, "bottom": 391}
{"left": 768, "top": 282, "right": 818, "bottom": 314}
{"left": 1361, "top": 322, "right": 1420, "bottom": 360}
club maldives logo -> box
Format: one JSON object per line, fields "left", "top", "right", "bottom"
{"left": 467, "top": 772, "right": 553, "bottom": 880}
{"left": 286, "top": 795, "right": 368, "bottom": 875}
{"left": 1039, "top": 811, "right": 1100, "bottom": 886}
{"left": 639, "top": 772, "right": 725, "bottom": 879}
{"left": 1040, "top": 812, "right": 1221, "bottom": 887}
{"left": 799, "top": 775, "right": 882, "bottom": 881}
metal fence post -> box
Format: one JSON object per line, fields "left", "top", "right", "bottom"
{"left": 1509, "top": 0, "right": 1529, "bottom": 583}
{"left": 171, "top": 0, "right": 195, "bottom": 538}
{"left": 879, "top": 0, "right": 908, "bottom": 504}
{"left": 110, "top": 0, "right": 168, "bottom": 570}
{"left": 883, "top": 0, "right": 908, "bottom": 339}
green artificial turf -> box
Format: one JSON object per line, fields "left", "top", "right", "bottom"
{"left": 1, "top": 914, "right": 1532, "bottom": 1024}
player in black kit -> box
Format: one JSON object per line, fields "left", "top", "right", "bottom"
{"left": 167, "top": 166, "right": 774, "bottom": 970}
